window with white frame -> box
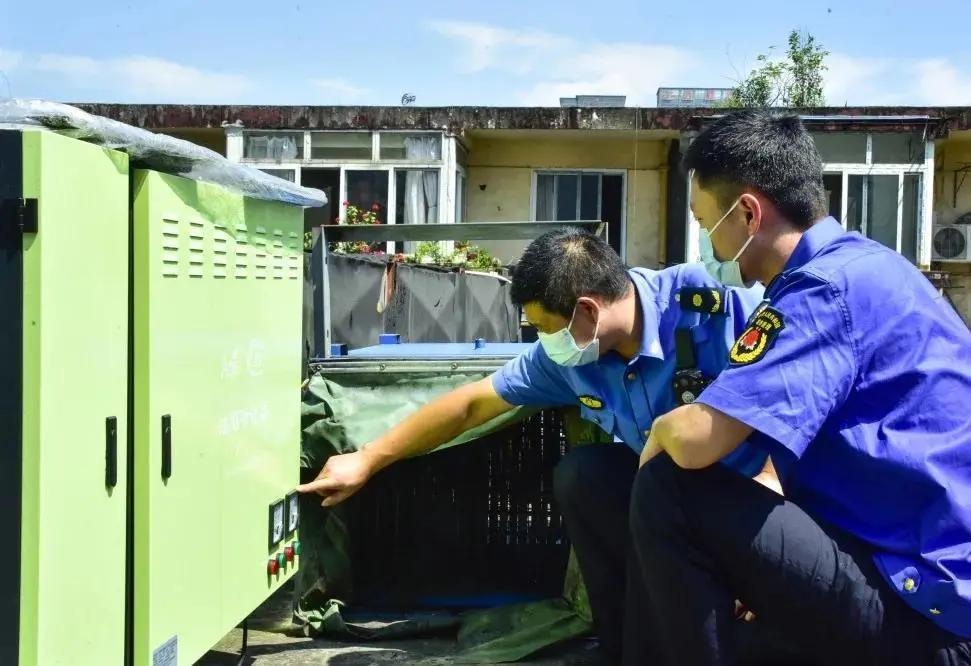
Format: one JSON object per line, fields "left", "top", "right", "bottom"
{"left": 244, "top": 132, "right": 303, "bottom": 160}
{"left": 380, "top": 133, "right": 442, "bottom": 161}
{"left": 345, "top": 170, "right": 390, "bottom": 221}
{"left": 813, "top": 132, "right": 932, "bottom": 264}
{"left": 455, "top": 142, "right": 469, "bottom": 224}
{"left": 234, "top": 130, "right": 453, "bottom": 236}
{"left": 310, "top": 132, "right": 371, "bottom": 160}
{"left": 535, "top": 172, "right": 603, "bottom": 222}
{"left": 455, "top": 168, "right": 467, "bottom": 224}
{"left": 532, "top": 170, "right": 626, "bottom": 257}
{"left": 394, "top": 169, "right": 439, "bottom": 225}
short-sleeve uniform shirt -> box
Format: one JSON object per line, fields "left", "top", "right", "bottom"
{"left": 493, "top": 264, "right": 768, "bottom": 477}
{"left": 698, "top": 217, "right": 971, "bottom": 638}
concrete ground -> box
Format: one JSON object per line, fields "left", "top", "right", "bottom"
{"left": 196, "top": 585, "right": 608, "bottom": 666}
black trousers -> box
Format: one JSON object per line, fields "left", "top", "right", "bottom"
{"left": 553, "top": 444, "right": 653, "bottom": 663}
{"left": 629, "top": 454, "right": 971, "bottom": 666}
{"left": 554, "top": 445, "right": 794, "bottom": 664}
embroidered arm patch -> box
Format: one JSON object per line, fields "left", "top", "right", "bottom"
{"left": 729, "top": 306, "right": 785, "bottom": 366}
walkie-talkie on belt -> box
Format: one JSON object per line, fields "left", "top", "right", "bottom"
{"left": 673, "top": 327, "right": 714, "bottom": 406}
{"left": 672, "top": 287, "right": 727, "bottom": 406}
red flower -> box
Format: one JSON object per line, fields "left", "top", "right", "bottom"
{"left": 334, "top": 216, "right": 340, "bottom": 223}
{"left": 371, "top": 203, "right": 381, "bottom": 212}
{"left": 343, "top": 200, "right": 350, "bottom": 206}
{"left": 375, "top": 219, "right": 383, "bottom": 225}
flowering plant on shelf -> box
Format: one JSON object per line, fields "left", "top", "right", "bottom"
{"left": 332, "top": 201, "right": 385, "bottom": 255}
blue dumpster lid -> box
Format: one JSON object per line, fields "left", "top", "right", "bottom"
{"left": 346, "top": 341, "right": 530, "bottom": 359}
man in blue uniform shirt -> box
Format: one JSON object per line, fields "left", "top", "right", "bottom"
{"left": 638, "top": 110, "right": 971, "bottom": 665}
{"left": 299, "top": 229, "right": 767, "bottom": 661}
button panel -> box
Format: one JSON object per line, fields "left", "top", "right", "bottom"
{"left": 268, "top": 500, "right": 285, "bottom": 548}
{"left": 286, "top": 491, "right": 299, "bottom": 535}
{"left": 266, "top": 491, "right": 301, "bottom": 576}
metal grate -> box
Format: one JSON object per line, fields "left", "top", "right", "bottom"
{"left": 272, "top": 230, "right": 285, "bottom": 280}
{"left": 235, "top": 224, "right": 249, "bottom": 279}
{"left": 158, "top": 216, "right": 300, "bottom": 281}
{"left": 349, "top": 409, "right": 570, "bottom": 608}
{"left": 934, "top": 226, "right": 967, "bottom": 259}
{"left": 287, "top": 232, "right": 301, "bottom": 280}
{"left": 213, "top": 223, "right": 230, "bottom": 279}
{"left": 161, "top": 216, "right": 180, "bottom": 278}
{"left": 188, "top": 219, "right": 205, "bottom": 278}
{"left": 254, "top": 226, "right": 268, "bottom": 280}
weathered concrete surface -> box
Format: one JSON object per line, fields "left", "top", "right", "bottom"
{"left": 72, "top": 103, "right": 971, "bottom": 136}
{"left": 195, "top": 585, "right": 608, "bottom": 666}
{"left": 197, "top": 629, "right": 606, "bottom": 666}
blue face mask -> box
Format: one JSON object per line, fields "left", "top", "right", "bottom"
{"left": 537, "top": 304, "right": 600, "bottom": 367}
{"left": 698, "top": 198, "right": 755, "bottom": 288}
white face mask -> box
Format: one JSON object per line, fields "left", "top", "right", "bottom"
{"left": 698, "top": 198, "right": 755, "bottom": 288}
{"left": 537, "top": 303, "right": 600, "bottom": 367}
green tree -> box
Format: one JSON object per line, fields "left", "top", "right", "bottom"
{"left": 727, "top": 30, "right": 829, "bottom": 108}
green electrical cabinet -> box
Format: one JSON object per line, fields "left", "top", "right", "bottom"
{"left": 1, "top": 130, "right": 130, "bottom": 665}
{"left": 131, "top": 170, "right": 303, "bottom": 666}
{"left": 2, "top": 128, "right": 304, "bottom": 666}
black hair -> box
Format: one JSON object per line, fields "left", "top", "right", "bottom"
{"left": 683, "top": 110, "right": 827, "bottom": 229}
{"left": 510, "top": 228, "right": 630, "bottom": 318}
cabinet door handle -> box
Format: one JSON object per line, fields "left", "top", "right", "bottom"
{"left": 105, "top": 416, "right": 118, "bottom": 488}
{"left": 161, "top": 415, "right": 172, "bottom": 480}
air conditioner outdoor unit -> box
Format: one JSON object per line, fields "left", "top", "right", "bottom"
{"left": 932, "top": 224, "right": 971, "bottom": 262}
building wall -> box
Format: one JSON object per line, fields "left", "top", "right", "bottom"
{"left": 158, "top": 128, "right": 227, "bottom": 156}
{"left": 627, "top": 169, "right": 665, "bottom": 268}
{"left": 464, "top": 134, "right": 669, "bottom": 267}
{"left": 934, "top": 134, "right": 971, "bottom": 325}
{"left": 465, "top": 167, "right": 533, "bottom": 263}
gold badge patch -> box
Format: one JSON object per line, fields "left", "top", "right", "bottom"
{"left": 579, "top": 395, "right": 603, "bottom": 410}
{"left": 730, "top": 306, "right": 785, "bottom": 366}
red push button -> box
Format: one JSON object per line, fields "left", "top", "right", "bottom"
{"left": 267, "top": 558, "right": 280, "bottom": 575}
{"left": 284, "top": 545, "right": 295, "bottom": 563}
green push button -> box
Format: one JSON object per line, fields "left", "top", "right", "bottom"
{"left": 277, "top": 552, "right": 286, "bottom": 569}
{"left": 293, "top": 541, "right": 301, "bottom": 556}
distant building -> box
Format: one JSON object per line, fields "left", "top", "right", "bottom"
{"left": 78, "top": 102, "right": 971, "bottom": 324}
{"left": 559, "top": 95, "right": 627, "bottom": 108}
{"left": 657, "top": 87, "right": 733, "bottom": 108}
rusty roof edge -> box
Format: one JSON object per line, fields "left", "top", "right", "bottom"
{"left": 71, "top": 103, "right": 971, "bottom": 134}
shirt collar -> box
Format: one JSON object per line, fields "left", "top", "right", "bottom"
{"left": 629, "top": 271, "right": 665, "bottom": 360}
{"left": 783, "top": 216, "right": 845, "bottom": 273}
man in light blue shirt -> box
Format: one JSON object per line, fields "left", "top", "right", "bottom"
{"left": 493, "top": 256, "right": 763, "bottom": 472}
{"left": 299, "top": 229, "right": 767, "bottom": 661}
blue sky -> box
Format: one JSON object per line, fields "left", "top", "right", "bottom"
{"left": 3, "top": 0, "right": 970, "bottom": 106}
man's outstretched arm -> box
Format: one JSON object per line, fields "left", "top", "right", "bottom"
{"left": 297, "top": 377, "right": 514, "bottom": 506}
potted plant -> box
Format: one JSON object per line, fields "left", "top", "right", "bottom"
{"left": 331, "top": 201, "right": 384, "bottom": 255}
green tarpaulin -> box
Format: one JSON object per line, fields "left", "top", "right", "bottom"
{"left": 296, "top": 370, "right": 610, "bottom": 662}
